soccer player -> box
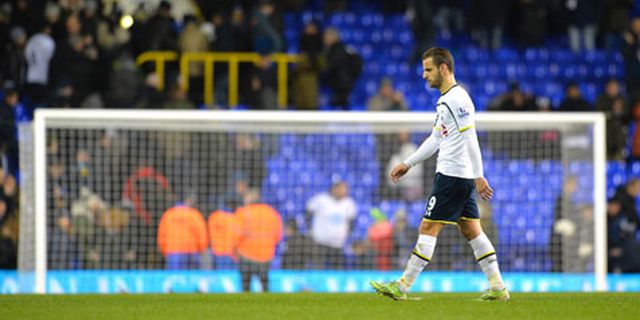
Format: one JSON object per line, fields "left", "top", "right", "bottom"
{"left": 370, "top": 48, "right": 509, "bottom": 301}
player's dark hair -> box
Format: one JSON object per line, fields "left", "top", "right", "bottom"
{"left": 422, "top": 47, "right": 454, "bottom": 73}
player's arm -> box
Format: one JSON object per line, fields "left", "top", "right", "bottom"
{"left": 390, "top": 128, "right": 442, "bottom": 183}
{"left": 462, "top": 128, "right": 493, "bottom": 200}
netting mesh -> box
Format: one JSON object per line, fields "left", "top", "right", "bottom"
{"left": 21, "top": 115, "right": 596, "bottom": 274}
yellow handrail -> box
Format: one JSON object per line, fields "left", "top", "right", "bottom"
{"left": 137, "top": 51, "right": 299, "bottom": 108}
{"left": 134, "top": 51, "right": 179, "bottom": 91}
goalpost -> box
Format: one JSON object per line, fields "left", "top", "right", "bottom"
{"left": 19, "top": 110, "right": 606, "bottom": 293}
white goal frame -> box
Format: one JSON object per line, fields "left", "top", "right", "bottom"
{"left": 29, "top": 109, "right": 607, "bottom": 293}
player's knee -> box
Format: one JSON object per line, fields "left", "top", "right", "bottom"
{"left": 458, "top": 220, "right": 483, "bottom": 240}
{"left": 419, "top": 221, "right": 443, "bottom": 236}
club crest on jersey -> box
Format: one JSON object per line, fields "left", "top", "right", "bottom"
{"left": 440, "top": 123, "right": 449, "bottom": 137}
{"left": 457, "top": 107, "right": 470, "bottom": 119}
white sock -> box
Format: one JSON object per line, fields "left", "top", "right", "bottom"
{"left": 469, "top": 233, "right": 505, "bottom": 291}
{"left": 398, "top": 234, "right": 437, "bottom": 292}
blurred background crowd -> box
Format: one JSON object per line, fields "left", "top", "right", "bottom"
{"left": 1, "top": 0, "right": 640, "bottom": 275}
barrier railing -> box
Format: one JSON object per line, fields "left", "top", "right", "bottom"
{"left": 136, "top": 51, "right": 299, "bottom": 108}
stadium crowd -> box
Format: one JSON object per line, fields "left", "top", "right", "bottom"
{"left": 1, "top": 0, "right": 640, "bottom": 275}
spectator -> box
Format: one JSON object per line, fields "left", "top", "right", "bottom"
{"left": 217, "top": 171, "right": 250, "bottom": 215}
{"left": 207, "top": 12, "right": 232, "bottom": 107}
{"left": 565, "top": 0, "right": 602, "bottom": 52}
{"left": 596, "top": 79, "right": 625, "bottom": 112}
{"left": 604, "top": 97, "right": 629, "bottom": 160}
{"left": 70, "top": 188, "right": 106, "bottom": 269}
{"left": 367, "top": 78, "right": 408, "bottom": 111}
{"left": 235, "top": 189, "right": 283, "bottom": 292}
{"left": 252, "top": 0, "right": 282, "bottom": 55}
{"left": 79, "top": 0, "right": 99, "bottom": 43}
{"left": 408, "top": 0, "right": 435, "bottom": 62}
{"left": 179, "top": 15, "right": 208, "bottom": 105}
{"left": 306, "top": 181, "right": 357, "bottom": 269}
{"left": 138, "top": 72, "right": 168, "bottom": 109}
{"left": 51, "top": 14, "right": 101, "bottom": 109}
{"left": 162, "top": 82, "right": 196, "bottom": 109}
{"left": 469, "top": 0, "right": 507, "bottom": 50}
{"left": 384, "top": 131, "right": 423, "bottom": 201}
{"left": 488, "top": 82, "right": 538, "bottom": 111}
{"left": 367, "top": 208, "right": 394, "bottom": 270}
{"left": 324, "top": 0, "right": 348, "bottom": 14}
{"left": 575, "top": 205, "right": 595, "bottom": 272}
{"left": 103, "top": 52, "right": 144, "bottom": 108}
{"left": 622, "top": 17, "right": 640, "bottom": 99}
{"left": 551, "top": 176, "right": 578, "bottom": 272}
{"left": 24, "top": 22, "right": 55, "bottom": 106}
{"left": 247, "top": 55, "right": 278, "bottom": 109}
{"left": 612, "top": 178, "right": 640, "bottom": 232}
{"left": 0, "top": 83, "right": 21, "bottom": 176}
{"left": 601, "top": 0, "right": 633, "bottom": 50}
{"left": 141, "top": 0, "right": 178, "bottom": 52}
{"left": 9, "top": 0, "right": 38, "bottom": 35}
{"left": 607, "top": 199, "right": 640, "bottom": 273}
{"left": 227, "top": 7, "right": 255, "bottom": 108}
{"left": 122, "top": 162, "right": 171, "bottom": 225}
{"left": 208, "top": 208, "right": 241, "bottom": 269}
{"left": 514, "top": 0, "right": 548, "bottom": 47}
{"left": 292, "top": 21, "right": 323, "bottom": 110}
{"left": 157, "top": 199, "right": 208, "bottom": 269}
{"left": 122, "top": 163, "right": 172, "bottom": 268}
{"left": 96, "top": 5, "right": 130, "bottom": 55}
{"left": 0, "top": 214, "right": 17, "bottom": 269}
{"left": 321, "top": 27, "right": 357, "bottom": 108}
{"left": 94, "top": 207, "right": 138, "bottom": 269}
{"left": 434, "top": 0, "right": 465, "bottom": 39}
{"left": 1, "top": 27, "right": 27, "bottom": 89}
{"left": 391, "top": 209, "right": 417, "bottom": 269}
{"left": 47, "top": 209, "right": 77, "bottom": 269}
{"left": 2, "top": 173, "right": 17, "bottom": 220}
{"left": 0, "top": 197, "right": 7, "bottom": 229}
{"left": 281, "top": 219, "right": 313, "bottom": 269}
{"left": 230, "top": 134, "right": 266, "bottom": 189}
{"left": 558, "top": 82, "right": 592, "bottom": 111}
{"left": 68, "top": 148, "right": 96, "bottom": 200}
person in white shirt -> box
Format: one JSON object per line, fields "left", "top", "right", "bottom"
{"left": 385, "top": 131, "right": 423, "bottom": 201}
{"left": 371, "top": 47, "right": 509, "bottom": 301}
{"left": 24, "top": 23, "right": 55, "bottom": 105}
{"left": 306, "top": 181, "right": 357, "bottom": 269}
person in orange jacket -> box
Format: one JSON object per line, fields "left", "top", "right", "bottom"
{"left": 208, "top": 208, "right": 241, "bottom": 269}
{"left": 157, "top": 199, "right": 208, "bottom": 269}
{"left": 234, "top": 188, "right": 283, "bottom": 292}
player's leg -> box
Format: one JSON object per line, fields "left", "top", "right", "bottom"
{"left": 371, "top": 174, "right": 463, "bottom": 299}
{"left": 458, "top": 218, "right": 509, "bottom": 301}
{"left": 239, "top": 257, "right": 252, "bottom": 292}
{"left": 370, "top": 220, "right": 443, "bottom": 300}
{"left": 399, "top": 220, "right": 444, "bottom": 290}
{"left": 258, "top": 262, "right": 269, "bottom": 292}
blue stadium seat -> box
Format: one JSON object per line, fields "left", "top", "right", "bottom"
{"left": 630, "top": 161, "right": 640, "bottom": 175}
{"left": 494, "top": 48, "right": 519, "bottom": 62}
{"left": 360, "top": 13, "right": 384, "bottom": 27}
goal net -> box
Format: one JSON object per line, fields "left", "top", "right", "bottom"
{"left": 18, "top": 110, "right": 606, "bottom": 293}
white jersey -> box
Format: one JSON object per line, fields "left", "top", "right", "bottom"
{"left": 306, "top": 193, "right": 357, "bottom": 249}
{"left": 25, "top": 33, "right": 55, "bottom": 85}
{"left": 404, "top": 84, "right": 484, "bottom": 179}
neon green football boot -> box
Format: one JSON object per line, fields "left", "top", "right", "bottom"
{"left": 369, "top": 281, "right": 407, "bottom": 301}
{"left": 478, "top": 288, "right": 510, "bottom": 301}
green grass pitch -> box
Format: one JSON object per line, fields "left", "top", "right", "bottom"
{"left": 1, "top": 292, "right": 638, "bottom": 320}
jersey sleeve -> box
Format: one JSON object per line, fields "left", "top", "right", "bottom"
{"left": 463, "top": 128, "right": 484, "bottom": 178}
{"left": 402, "top": 113, "right": 442, "bottom": 167}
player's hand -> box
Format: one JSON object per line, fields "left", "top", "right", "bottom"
{"left": 390, "top": 163, "right": 410, "bottom": 184}
{"left": 475, "top": 177, "right": 493, "bottom": 201}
